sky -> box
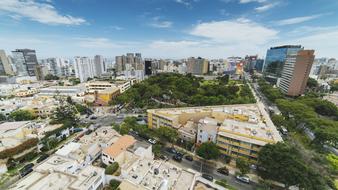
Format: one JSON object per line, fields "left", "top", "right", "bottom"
{"left": 0, "top": 0, "right": 338, "bottom": 59}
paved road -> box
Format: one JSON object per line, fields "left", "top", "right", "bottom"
{"left": 161, "top": 150, "right": 255, "bottom": 190}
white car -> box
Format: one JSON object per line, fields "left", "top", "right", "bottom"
{"left": 236, "top": 175, "right": 250, "bottom": 183}
{"left": 148, "top": 139, "right": 157, "bottom": 144}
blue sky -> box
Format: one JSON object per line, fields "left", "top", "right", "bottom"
{"left": 0, "top": 0, "right": 338, "bottom": 59}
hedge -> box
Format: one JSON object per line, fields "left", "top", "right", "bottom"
{"left": 0, "top": 138, "right": 38, "bottom": 159}
{"left": 105, "top": 162, "right": 119, "bottom": 175}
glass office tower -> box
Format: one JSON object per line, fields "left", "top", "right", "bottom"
{"left": 263, "top": 45, "right": 302, "bottom": 84}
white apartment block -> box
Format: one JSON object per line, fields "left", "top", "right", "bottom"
{"left": 74, "top": 56, "right": 95, "bottom": 82}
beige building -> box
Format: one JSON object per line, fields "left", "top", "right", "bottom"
{"left": 102, "top": 135, "right": 137, "bottom": 165}
{"left": 147, "top": 104, "right": 282, "bottom": 161}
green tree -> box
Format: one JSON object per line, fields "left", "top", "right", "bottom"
{"left": 9, "top": 109, "right": 37, "bottom": 121}
{"left": 0, "top": 113, "right": 6, "bottom": 121}
{"left": 44, "top": 74, "right": 59, "bottom": 80}
{"left": 196, "top": 142, "right": 220, "bottom": 160}
{"left": 156, "top": 126, "right": 178, "bottom": 144}
{"left": 236, "top": 158, "right": 250, "bottom": 174}
{"left": 105, "top": 162, "right": 119, "bottom": 175}
{"left": 307, "top": 78, "right": 318, "bottom": 89}
{"left": 109, "top": 179, "right": 121, "bottom": 190}
{"left": 271, "top": 114, "right": 285, "bottom": 128}
{"left": 257, "top": 142, "right": 327, "bottom": 189}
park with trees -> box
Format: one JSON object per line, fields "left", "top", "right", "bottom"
{"left": 112, "top": 73, "right": 256, "bottom": 109}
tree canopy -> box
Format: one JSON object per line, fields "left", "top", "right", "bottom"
{"left": 9, "top": 109, "right": 37, "bottom": 121}
{"left": 44, "top": 74, "right": 59, "bottom": 80}
{"left": 196, "top": 142, "right": 220, "bottom": 160}
{"left": 257, "top": 142, "right": 327, "bottom": 189}
{"left": 112, "top": 73, "right": 255, "bottom": 109}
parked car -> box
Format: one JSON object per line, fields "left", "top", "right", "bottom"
{"left": 19, "top": 168, "right": 33, "bottom": 178}
{"left": 159, "top": 155, "right": 169, "bottom": 161}
{"left": 217, "top": 167, "right": 229, "bottom": 175}
{"left": 176, "top": 152, "right": 184, "bottom": 157}
{"left": 236, "top": 175, "right": 250, "bottom": 183}
{"left": 19, "top": 163, "right": 34, "bottom": 178}
{"left": 166, "top": 147, "right": 177, "bottom": 154}
{"left": 23, "top": 163, "right": 34, "bottom": 170}
{"left": 202, "top": 174, "right": 214, "bottom": 181}
{"left": 36, "top": 154, "right": 49, "bottom": 163}
{"left": 148, "top": 138, "right": 157, "bottom": 145}
{"left": 90, "top": 115, "right": 97, "bottom": 120}
{"left": 184, "top": 155, "right": 193, "bottom": 161}
{"left": 172, "top": 154, "right": 182, "bottom": 162}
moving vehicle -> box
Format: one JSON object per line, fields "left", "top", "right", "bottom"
{"left": 173, "top": 154, "right": 182, "bottom": 162}
{"left": 202, "top": 174, "right": 214, "bottom": 181}
{"left": 236, "top": 175, "right": 250, "bottom": 183}
{"left": 148, "top": 138, "right": 157, "bottom": 144}
{"left": 216, "top": 167, "right": 229, "bottom": 175}
{"left": 184, "top": 155, "right": 193, "bottom": 161}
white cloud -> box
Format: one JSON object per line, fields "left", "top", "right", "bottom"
{"left": 0, "top": 0, "right": 86, "bottom": 25}
{"left": 276, "top": 14, "right": 325, "bottom": 26}
{"left": 149, "top": 17, "right": 173, "bottom": 28}
{"left": 189, "top": 19, "right": 278, "bottom": 45}
{"left": 75, "top": 38, "right": 121, "bottom": 48}
{"left": 239, "top": 0, "right": 267, "bottom": 4}
{"left": 255, "top": 2, "right": 279, "bottom": 12}
{"left": 175, "top": 0, "right": 191, "bottom": 7}
{"left": 109, "top": 25, "right": 124, "bottom": 30}
{"left": 280, "top": 29, "right": 338, "bottom": 58}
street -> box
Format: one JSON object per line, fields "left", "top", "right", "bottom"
{"left": 162, "top": 150, "right": 255, "bottom": 190}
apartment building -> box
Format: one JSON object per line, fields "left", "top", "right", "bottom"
{"left": 9, "top": 155, "right": 105, "bottom": 190}
{"left": 147, "top": 104, "right": 282, "bottom": 161}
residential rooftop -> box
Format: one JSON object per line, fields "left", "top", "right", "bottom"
{"left": 9, "top": 155, "right": 104, "bottom": 190}
{"left": 121, "top": 158, "right": 196, "bottom": 190}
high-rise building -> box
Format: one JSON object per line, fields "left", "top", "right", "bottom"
{"left": 263, "top": 45, "right": 302, "bottom": 84}
{"left": 46, "top": 58, "right": 61, "bottom": 76}
{"left": 279, "top": 50, "right": 315, "bottom": 96}
{"left": 74, "top": 57, "right": 94, "bottom": 82}
{"left": 12, "top": 49, "right": 39, "bottom": 76}
{"left": 115, "top": 53, "right": 143, "bottom": 72}
{"left": 144, "top": 60, "right": 152, "bottom": 75}
{"left": 115, "top": 55, "right": 126, "bottom": 72}
{"left": 255, "top": 59, "right": 264, "bottom": 72}
{"left": 94, "top": 55, "right": 106, "bottom": 76}
{"left": 0, "top": 50, "right": 14, "bottom": 75}
{"left": 186, "top": 57, "right": 209, "bottom": 75}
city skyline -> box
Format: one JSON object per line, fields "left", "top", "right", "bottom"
{"left": 0, "top": 0, "right": 338, "bottom": 59}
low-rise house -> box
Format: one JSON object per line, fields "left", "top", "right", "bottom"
{"left": 9, "top": 155, "right": 105, "bottom": 190}
{"left": 102, "top": 135, "right": 136, "bottom": 165}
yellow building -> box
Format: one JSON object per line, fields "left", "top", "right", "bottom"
{"left": 95, "top": 87, "right": 120, "bottom": 106}
{"left": 147, "top": 104, "right": 283, "bottom": 161}
{"left": 216, "top": 119, "right": 279, "bottom": 161}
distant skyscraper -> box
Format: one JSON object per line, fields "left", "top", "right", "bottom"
{"left": 115, "top": 55, "right": 126, "bottom": 72}
{"left": 115, "top": 53, "right": 143, "bottom": 72}
{"left": 0, "top": 50, "right": 14, "bottom": 75}
{"left": 144, "top": 60, "right": 152, "bottom": 75}
{"left": 94, "top": 55, "right": 106, "bottom": 76}
{"left": 263, "top": 45, "right": 302, "bottom": 84}
{"left": 279, "top": 50, "right": 314, "bottom": 96}
{"left": 186, "top": 57, "right": 209, "bottom": 75}
{"left": 45, "top": 58, "right": 61, "bottom": 76}
{"left": 74, "top": 57, "right": 94, "bottom": 82}
{"left": 12, "top": 49, "right": 39, "bottom": 77}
